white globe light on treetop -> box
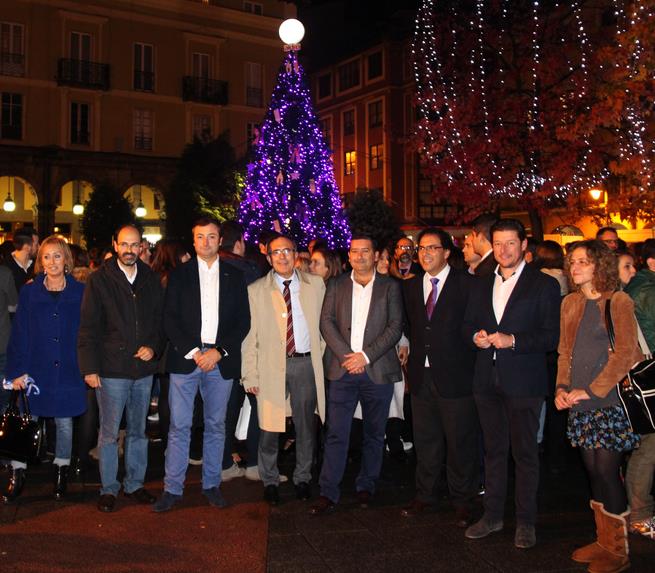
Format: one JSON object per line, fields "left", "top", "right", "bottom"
{"left": 279, "top": 19, "right": 305, "bottom": 47}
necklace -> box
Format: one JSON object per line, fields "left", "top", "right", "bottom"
{"left": 45, "top": 275, "right": 66, "bottom": 292}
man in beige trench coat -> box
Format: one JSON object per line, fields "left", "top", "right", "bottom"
{"left": 242, "top": 233, "right": 326, "bottom": 505}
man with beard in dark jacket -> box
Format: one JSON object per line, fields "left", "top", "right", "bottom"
{"left": 78, "top": 224, "right": 164, "bottom": 513}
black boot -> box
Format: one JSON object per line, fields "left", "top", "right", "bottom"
{"left": 2, "top": 467, "right": 25, "bottom": 504}
{"left": 53, "top": 465, "right": 69, "bottom": 501}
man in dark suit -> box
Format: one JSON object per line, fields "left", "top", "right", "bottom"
{"left": 463, "top": 219, "right": 560, "bottom": 549}
{"left": 469, "top": 213, "right": 498, "bottom": 277}
{"left": 310, "top": 233, "right": 403, "bottom": 514}
{"left": 154, "top": 216, "right": 250, "bottom": 512}
{"left": 400, "top": 228, "right": 479, "bottom": 527}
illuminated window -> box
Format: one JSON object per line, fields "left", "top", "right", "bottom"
{"left": 369, "top": 144, "right": 383, "bottom": 170}
{"left": 345, "top": 150, "right": 356, "bottom": 175}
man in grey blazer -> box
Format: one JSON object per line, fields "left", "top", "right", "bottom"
{"left": 310, "top": 233, "right": 403, "bottom": 514}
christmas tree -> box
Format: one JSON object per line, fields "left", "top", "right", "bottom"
{"left": 238, "top": 49, "right": 350, "bottom": 250}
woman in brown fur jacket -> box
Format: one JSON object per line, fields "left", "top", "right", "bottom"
{"left": 555, "top": 239, "right": 642, "bottom": 573}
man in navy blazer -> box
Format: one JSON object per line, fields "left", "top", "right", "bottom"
{"left": 463, "top": 219, "right": 560, "bottom": 549}
{"left": 400, "top": 228, "right": 479, "bottom": 527}
{"left": 310, "top": 233, "right": 403, "bottom": 514}
{"left": 154, "top": 216, "right": 250, "bottom": 512}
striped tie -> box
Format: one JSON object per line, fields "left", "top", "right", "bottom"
{"left": 283, "top": 280, "right": 296, "bottom": 356}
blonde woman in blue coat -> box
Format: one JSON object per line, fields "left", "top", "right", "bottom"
{"left": 3, "top": 236, "right": 85, "bottom": 503}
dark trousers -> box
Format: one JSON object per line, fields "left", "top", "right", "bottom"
{"left": 319, "top": 372, "right": 393, "bottom": 503}
{"left": 222, "top": 379, "right": 259, "bottom": 470}
{"left": 475, "top": 376, "right": 543, "bottom": 525}
{"left": 413, "top": 368, "right": 479, "bottom": 508}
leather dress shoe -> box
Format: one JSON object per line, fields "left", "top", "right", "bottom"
{"left": 356, "top": 490, "right": 372, "bottom": 509}
{"left": 97, "top": 494, "right": 116, "bottom": 513}
{"left": 401, "top": 499, "right": 431, "bottom": 517}
{"left": 309, "top": 496, "right": 336, "bottom": 515}
{"left": 264, "top": 484, "right": 280, "bottom": 506}
{"left": 455, "top": 506, "right": 474, "bottom": 528}
{"left": 124, "top": 487, "right": 156, "bottom": 504}
{"left": 295, "top": 482, "right": 311, "bottom": 501}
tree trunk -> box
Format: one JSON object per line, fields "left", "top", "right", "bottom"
{"left": 528, "top": 207, "right": 544, "bottom": 241}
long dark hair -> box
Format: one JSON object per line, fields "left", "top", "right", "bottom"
{"left": 151, "top": 239, "right": 188, "bottom": 286}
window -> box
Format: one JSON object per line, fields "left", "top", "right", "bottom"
{"left": 134, "top": 109, "right": 153, "bottom": 150}
{"left": 367, "top": 51, "right": 383, "bottom": 80}
{"left": 319, "top": 117, "right": 332, "bottom": 149}
{"left": 338, "top": 60, "right": 360, "bottom": 92}
{"left": 70, "top": 102, "right": 90, "bottom": 145}
{"left": 246, "top": 62, "right": 263, "bottom": 107}
{"left": 343, "top": 109, "right": 354, "bottom": 136}
{"left": 369, "top": 144, "right": 383, "bottom": 170}
{"left": 246, "top": 121, "right": 259, "bottom": 150}
{"left": 243, "top": 1, "right": 263, "bottom": 15}
{"left": 1, "top": 92, "right": 22, "bottom": 140}
{"left": 134, "top": 43, "right": 154, "bottom": 91}
{"left": 317, "top": 73, "right": 332, "bottom": 99}
{"left": 345, "top": 150, "right": 356, "bottom": 175}
{"left": 368, "top": 100, "right": 382, "bottom": 128}
{"left": 193, "top": 114, "right": 212, "bottom": 140}
{"left": 1, "top": 22, "right": 24, "bottom": 76}
{"left": 70, "top": 31, "right": 92, "bottom": 83}
{"left": 192, "top": 52, "right": 210, "bottom": 79}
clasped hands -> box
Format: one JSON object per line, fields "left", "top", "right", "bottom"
{"left": 555, "top": 388, "right": 590, "bottom": 410}
{"left": 474, "top": 329, "right": 513, "bottom": 350}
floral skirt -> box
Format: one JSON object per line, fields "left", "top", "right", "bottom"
{"left": 567, "top": 404, "right": 641, "bottom": 451}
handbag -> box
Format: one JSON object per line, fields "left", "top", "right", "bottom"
{"left": 605, "top": 298, "right": 655, "bottom": 434}
{"left": 0, "top": 389, "right": 43, "bottom": 462}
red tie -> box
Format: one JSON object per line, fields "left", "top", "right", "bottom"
{"left": 283, "top": 280, "right": 296, "bottom": 356}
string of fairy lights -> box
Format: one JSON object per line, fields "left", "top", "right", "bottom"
{"left": 412, "top": 0, "right": 654, "bottom": 205}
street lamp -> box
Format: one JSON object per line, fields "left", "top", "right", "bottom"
{"left": 3, "top": 177, "right": 15, "bottom": 212}
{"left": 72, "top": 181, "right": 84, "bottom": 215}
{"left": 134, "top": 185, "right": 147, "bottom": 218}
{"left": 279, "top": 18, "right": 305, "bottom": 51}
{"left": 589, "top": 187, "right": 604, "bottom": 202}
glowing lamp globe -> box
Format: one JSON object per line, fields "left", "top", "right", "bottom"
{"left": 135, "top": 202, "right": 147, "bottom": 218}
{"left": 589, "top": 188, "right": 603, "bottom": 201}
{"left": 3, "top": 194, "right": 15, "bottom": 212}
{"left": 279, "top": 19, "right": 305, "bottom": 46}
{"left": 72, "top": 202, "right": 84, "bottom": 215}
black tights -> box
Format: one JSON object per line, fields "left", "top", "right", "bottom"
{"left": 580, "top": 447, "right": 627, "bottom": 514}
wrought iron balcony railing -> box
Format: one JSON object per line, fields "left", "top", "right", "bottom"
{"left": 0, "top": 52, "right": 25, "bottom": 77}
{"left": 182, "top": 76, "right": 228, "bottom": 105}
{"left": 134, "top": 136, "right": 153, "bottom": 150}
{"left": 57, "top": 58, "right": 110, "bottom": 90}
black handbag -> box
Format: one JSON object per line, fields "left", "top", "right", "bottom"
{"left": 0, "top": 389, "right": 43, "bottom": 462}
{"left": 605, "top": 299, "right": 655, "bottom": 435}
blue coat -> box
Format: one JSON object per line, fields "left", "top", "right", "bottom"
{"left": 6, "top": 274, "right": 86, "bottom": 418}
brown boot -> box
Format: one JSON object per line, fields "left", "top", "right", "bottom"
{"left": 588, "top": 506, "right": 630, "bottom": 573}
{"left": 572, "top": 500, "right": 605, "bottom": 563}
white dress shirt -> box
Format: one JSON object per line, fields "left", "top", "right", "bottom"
{"left": 492, "top": 259, "right": 526, "bottom": 324}
{"left": 275, "top": 271, "right": 310, "bottom": 353}
{"left": 423, "top": 264, "right": 451, "bottom": 366}
{"left": 199, "top": 256, "right": 220, "bottom": 344}
{"left": 350, "top": 271, "right": 376, "bottom": 363}
{"left": 117, "top": 259, "right": 137, "bottom": 284}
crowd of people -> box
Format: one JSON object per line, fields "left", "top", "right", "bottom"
{"left": 0, "top": 215, "right": 653, "bottom": 573}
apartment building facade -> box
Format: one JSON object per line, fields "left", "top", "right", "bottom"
{"left": 0, "top": 0, "right": 294, "bottom": 242}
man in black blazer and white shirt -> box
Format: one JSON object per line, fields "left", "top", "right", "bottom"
{"left": 154, "top": 216, "right": 250, "bottom": 512}
{"left": 310, "top": 233, "right": 403, "bottom": 514}
{"left": 463, "top": 219, "right": 560, "bottom": 549}
{"left": 400, "top": 228, "right": 479, "bottom": 527}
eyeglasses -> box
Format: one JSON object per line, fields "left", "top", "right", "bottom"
{"left": 417, "top": 245, "right": 444, "bottom": 253}
{"left": 117, "top": 242, "right": 141, "bottom": 250}
{"left": 396, "top": 245, "right": 414, "bottom": 251}
{"left": 269, "top": 248, "right": 295, "bottom": 257}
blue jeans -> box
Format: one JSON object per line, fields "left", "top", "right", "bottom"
{"left": 319, "top": 373, "right": 394, "bottom": 503}
{"left": 165, "top": 364, "right": 232, "bottom": 495}
{"left": 11, "top": 416, "right": 73, "bottom": 470}
{"left": 96, "top": 376, "right": 153, "bottom": 496}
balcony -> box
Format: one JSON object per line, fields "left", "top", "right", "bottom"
{"left": 57, "top": 59, "right": 110, "bottom": 91}
{"left": 182, "top": 76, "right": 228, "bottom": 105}
{"left": 0, "top": 52, "right": 25, "bottom": 77}
{"left": 0, "top": 124, "right": 22, "bottom": 140}
{"left": 134, "top": 136, "right": 153, "bottom": 150}
{"left": 134, "top": 70, "right": 155, "bottom": 92}
{"left": 71, "top": 131, "right": 90, "bottom": 145}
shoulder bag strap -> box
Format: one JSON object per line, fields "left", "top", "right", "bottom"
{"left": 604, "top": 295, "right": 616, "bottom": 352}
